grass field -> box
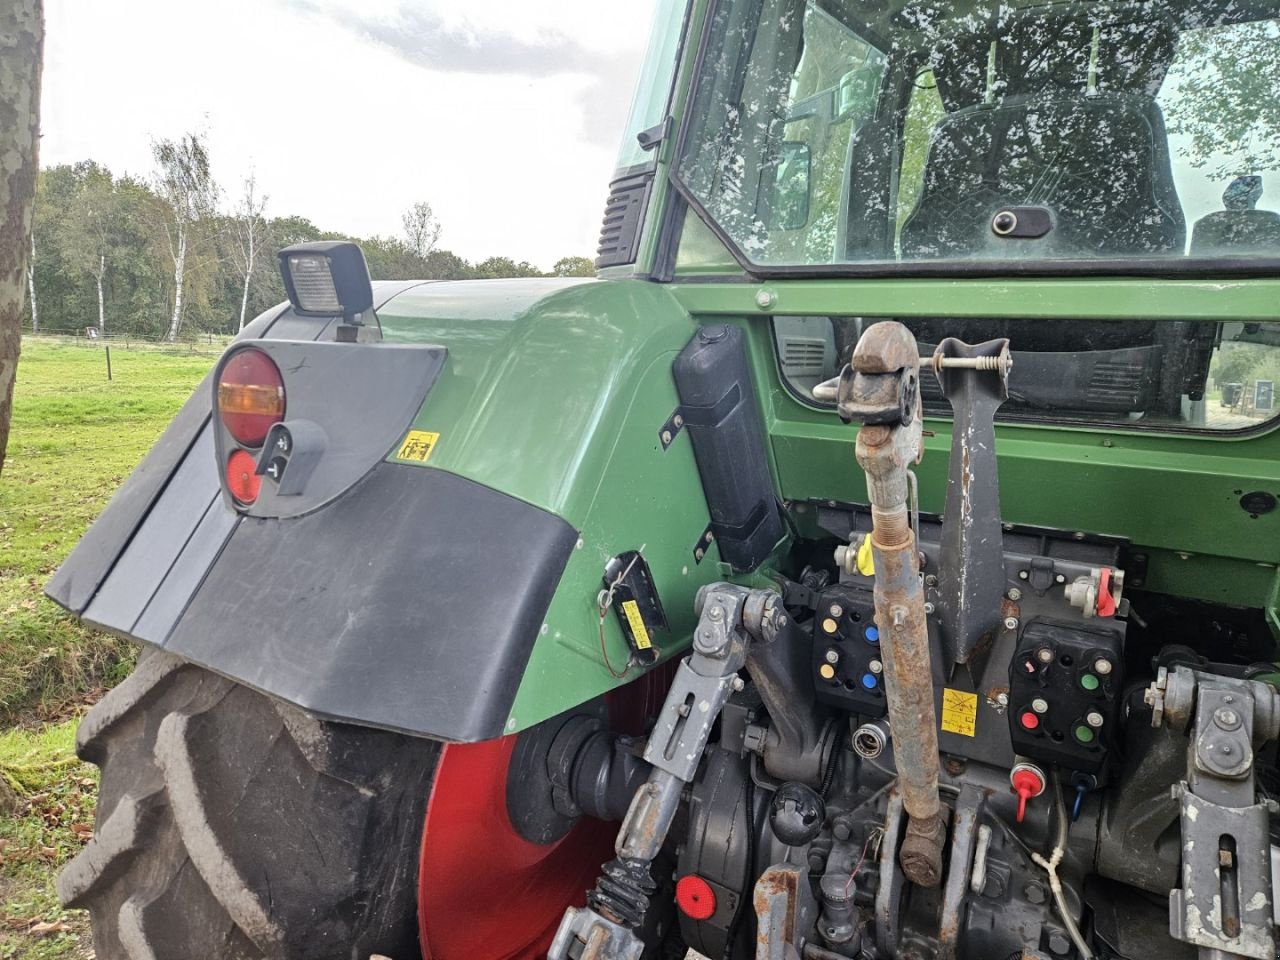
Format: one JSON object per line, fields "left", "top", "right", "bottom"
{"left": 0, "top": 337, "right": 217, "bottom": 958}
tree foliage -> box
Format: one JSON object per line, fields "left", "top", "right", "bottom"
{"left": 23, "top": 156, "right": 596, "bottom": 340}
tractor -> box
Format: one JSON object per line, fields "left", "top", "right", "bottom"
{"left": 46, "top": 0, "right": 1280, "bottom": 957}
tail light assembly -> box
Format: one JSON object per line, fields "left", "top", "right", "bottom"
{"left": 216, "top": 347, "right": 285, "bottom": 506}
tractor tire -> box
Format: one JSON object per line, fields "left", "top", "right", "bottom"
{"left": 58, "top": 649, "right": 441, "bottom": 960}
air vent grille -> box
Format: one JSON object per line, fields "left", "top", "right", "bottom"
{"left": 595, "top": 172, "right": 653, "bottom": 269}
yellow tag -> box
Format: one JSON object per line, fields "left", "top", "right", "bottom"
{"left": 621, "top": 600, "right": 652, "bottom": 650}
{"left": 855, "top": 535, "right": 876, "bottom": 576}
{"left": 396, "top": 430, "right": 440, "bottom": 462}
{"left": 940, "top": 688, "right": 978, "bottom": 737}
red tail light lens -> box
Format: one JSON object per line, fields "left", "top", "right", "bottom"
{"left": 218, "top": 349, "right": 285, "bottom": 447}
{"left": 226, "top": 449, "right": 262, "bottom": 505}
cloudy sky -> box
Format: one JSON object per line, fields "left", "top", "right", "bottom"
{"left": 41, "top": 0, "right": 658, "bottom": 268}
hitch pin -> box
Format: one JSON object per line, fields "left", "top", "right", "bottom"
{"left": 925, "top": 354, "right": 1013, "bottom": 375}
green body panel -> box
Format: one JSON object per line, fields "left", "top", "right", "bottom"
{"left": 366, "top": 272, "right": 1278, "bottom": 735}
{"left": 374, "top": 278, "right": 733, "bottom": 733}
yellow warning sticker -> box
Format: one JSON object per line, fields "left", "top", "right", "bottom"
{"left": 940, "top": 688, "right": 978, "bottom": 737}
{"left": 621, "top": 600, "right": 652, "bottom": 650}
{"left": 396, "top": 430, "right": 440, "bottom": 463}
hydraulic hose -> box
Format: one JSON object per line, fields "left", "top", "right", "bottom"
{"left": 1032, "top": 772, "right": 1094, "bottom": 960}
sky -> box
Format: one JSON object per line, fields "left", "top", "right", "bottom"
{"left": 41, "top": 0, "right": 658, "bottom": 269}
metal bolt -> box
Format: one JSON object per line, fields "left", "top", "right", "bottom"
{"left": 1018, "top": 570, "right": 1029, "bottom": 580}
{"left": 925, "top": 574, "right": 939, "bottom": 587}
{"left": 829, "top": 604, "right": 844, "bottom": 618}
{"left": 695, "top": 548, "right": 705, "bottom": 561}
{"left": 705, "top": 530, "right": 716, "bottom": 543}
{"left": 1073, "top": 532, "right": 1086, "bottom": 541}
{"left": 996, "top": 692, "right": 1009, "bottom": 707}
{"left": 1048, "top": 931, "right": 1071, "bottom": 956}
{"left": 661, "top": 430, "right": 672, "bottom": 445}
{"left": 708, "top": 605, "right": 723, "bottom": 621}
{"left": 869, "top": 659, "right": 883, "bottom": 675}
{"left": 1215, "top": 708, "right": 1242, "bottom": 731}
{"left": 825, "top": 649, "right": 839, "bottom": 665}
{"left": 755, "top": 289, "right": 776, "bottom": 309}
{"left": 1004, "top": 616, "right": 1019, "bottom": 631}
{"left": 678, "top": 703, "right": 691, "bottom": 717}
{"left": 1094, "top": 658, "right": 1113, "bottom": 675}
{"left": 924, "top": 602, "right": 936, "bottom": 615}
{"left": 674, "top": 414, "right": 684, "bottom": 428}
{"left": 731, "top": 676, "right": 745, "bottom": 692}
{"left": 1032, "top": 698, "right": 1049, "bottom": 714}
{"left": 1007, "top": 588, "right": 1022, "bottom": 601}
{"left": 1055, "top": 574, "right": 1067, "bottom": 584}
{"left": 1024, "top": 883, "right": 1047, "bottom": 905}
{"left": 1036, "top": 647, "right": 1054, "bottom": 664}
{"left": 1086, "top": 711, "right": 1104, "bottom": 728}
{"left": 1220, "top": 743, "right": 1234, "bottom": 756}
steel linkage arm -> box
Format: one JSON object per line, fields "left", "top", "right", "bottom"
{"left": 836, "top": 321, "right": 946, "bottom": 888}
{"left": 550, "top": 584, "right": 767, "bottom": 960}
{"left": 1147, "top": 666, "right": 1280, "bottom": 959}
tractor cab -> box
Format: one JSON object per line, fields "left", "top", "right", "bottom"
{"left": 47, "top": 1, "right": 1280, "bottom": 959}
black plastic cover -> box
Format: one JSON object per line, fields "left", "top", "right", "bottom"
{"left": 673, "top": 325, "right": 784, "bottom": 571}
{"left": 164, "top": 463, "right": 577, "bottom": 742}
{"left": 596, "top": 172, "right": 653, "bottom": 269}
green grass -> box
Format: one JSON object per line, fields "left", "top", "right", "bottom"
{"left": 0, "top": 338, "right": 217, "bottom": 958}
{"left": 0, "top": 719, "right": 96, "bottom": 959}
{"left": 1, "top": 339, "right": 216, "bottom": 725}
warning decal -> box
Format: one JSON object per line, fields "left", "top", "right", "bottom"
{"left": 940, "top": 688, "right": 978, "bottom": 737}
{"left": 621, "top": 600, "right": 652, "bottom": 650}
{"left": 396, "top": 430, "right": 440, "bottom": 462}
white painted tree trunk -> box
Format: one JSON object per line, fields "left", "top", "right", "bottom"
{"left": 26, "top": 231, "right": 36, "bottom": 333}
{"left": 166, "top": 226, "right": 186, "bottom": 342}
{"left": 96, "top": 254, "right": 105, "bottom": 333}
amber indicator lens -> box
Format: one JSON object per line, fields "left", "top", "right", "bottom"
{"left": 226, "top": 449, "right": 262, "bottom": 505}
{"left": 218, "top": 349, "right": 285, "bottom": 447}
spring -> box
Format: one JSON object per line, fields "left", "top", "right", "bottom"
{"left": 587, "top": 857, "right": 656, "bottom": 930}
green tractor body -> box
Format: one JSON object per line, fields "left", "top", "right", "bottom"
{"left": 44, "top": 0, "right": 1280, "bottom": 957}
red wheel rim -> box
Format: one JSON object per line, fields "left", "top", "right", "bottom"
{"left": 418, "top": 735, "right": 614, "bottom": 959}
{"left": 417, "top": 666, "right": 673, "bottom": 959}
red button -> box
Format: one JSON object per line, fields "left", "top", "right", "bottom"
{"left": 1019, "top": 711, "right": 1040, "bottom": 730}
{"left": 675, "top": 875, "right": 717, "bottom": 920}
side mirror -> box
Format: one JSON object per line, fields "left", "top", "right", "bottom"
{"left": 278, "top": 241, "right": 374, "bottom": 324}
{"left": 768, "top": 141, "right": 812, "bottom": 231}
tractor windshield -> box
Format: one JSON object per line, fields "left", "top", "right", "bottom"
{"left": 675, "top": 0, "right": 1280, "bottom": 273}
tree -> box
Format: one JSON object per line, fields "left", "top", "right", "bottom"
{"left": 472, "top": 256, "right": 543, "bottom": 279}
{"left": 25, "top": 231, "right": 36, "bottom": 332}
{"left": 55, "top": 161, "right": 117, "bottom": 333}
{"left": 1164, "top": 20, "right": 1280, "bottom": 179}
{"left": 552, "top": 256, "right": 595, "bottom": 277}
{"left": 152, "top": 133, "right": 216, "bottom": 341}
{"left": 0, "top": 0, "right": 43, "bottom": 476}
{"left": 229, "top": 174, "right": 268, "bottom": 331}
{"left": 401, "top": 200, "right": 442, "bottom": 259}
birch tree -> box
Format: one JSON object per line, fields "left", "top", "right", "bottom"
{"left": 230, "top": 174, "right": 268, "bottom": 331}
{"left": 26, "top": 232, "right": 36, "bottom": 332}
{"left": 58, "top": 162, "right": 116, "bottom": 333}
{"left": 402, "top": 200, "right": 442, "bottom": 259}
{"left": 153, "top": 133, "right": 215, "bottom": 342}
{"left": 0, "top": 0, "right": 43, "bottom": 475}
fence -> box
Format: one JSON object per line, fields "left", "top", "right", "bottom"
{"left": 21, "top": 329, "right": 234, "bottom": 355}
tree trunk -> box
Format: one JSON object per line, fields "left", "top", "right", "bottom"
{"left": 96, "top": 255, "right": 105, "bottom": 333}
{"left": 238, "top": 271, "right": 250, "bottom": 332}
{"left": 26, "top": 231, "right": 36, "bottom": 332}
{"left": 166, "top": 227, "right": 186, "bottom": 342}
{"left": 0, "top": 0, "right": 43, "bottom": 477}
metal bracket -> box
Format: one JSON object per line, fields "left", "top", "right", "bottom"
{"left": 693, "top": 525, "right": 716, "bottom": 564}
{"left": 659, "top": 408, "right": 685, "bottom": 450}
